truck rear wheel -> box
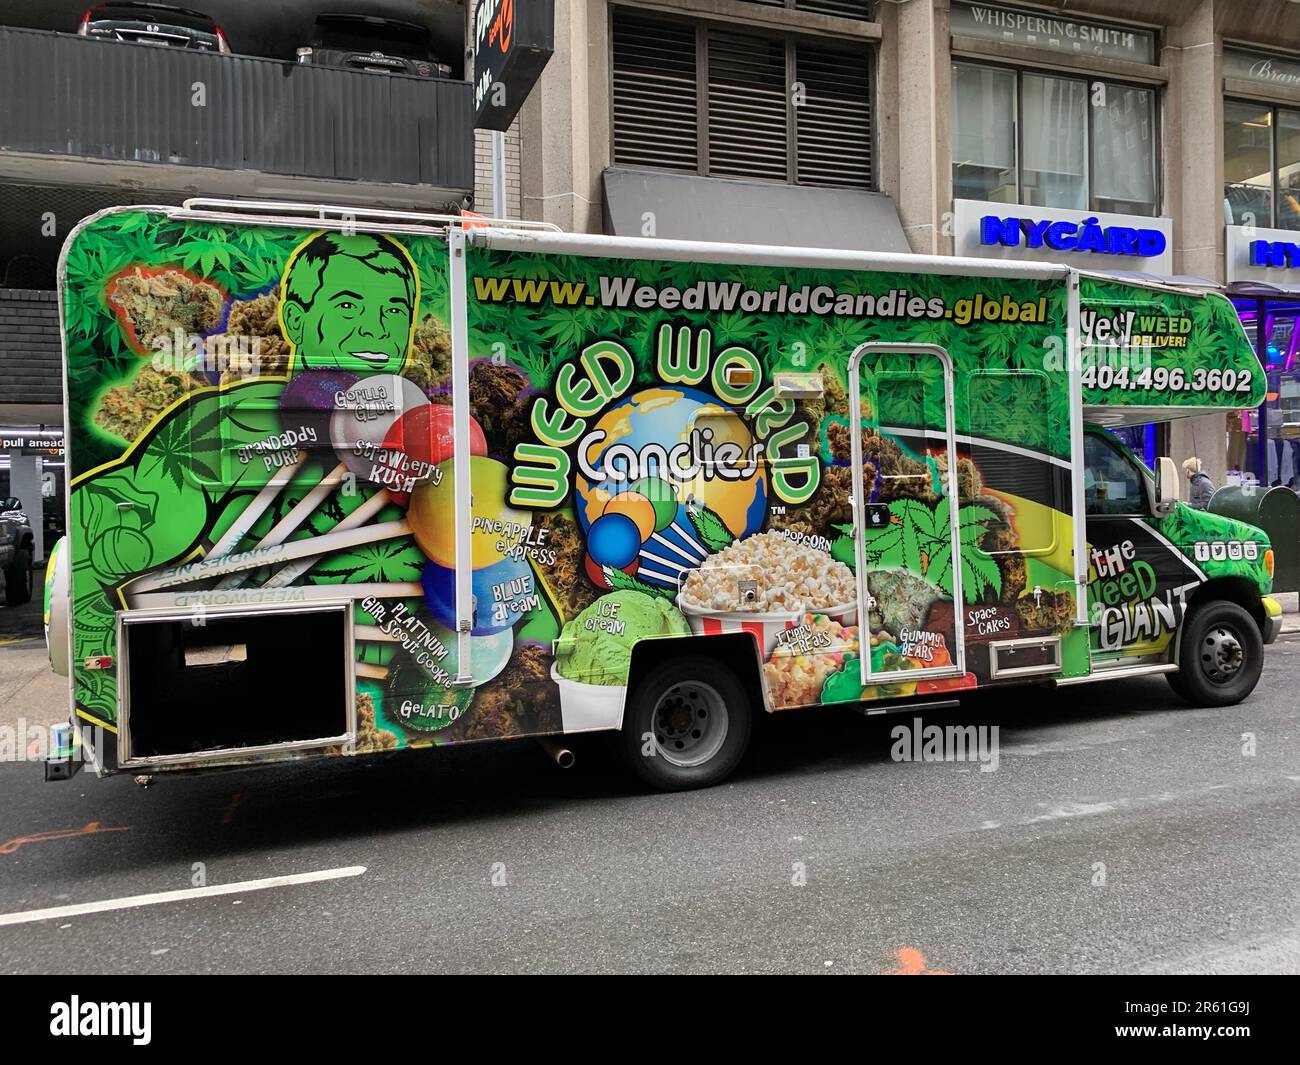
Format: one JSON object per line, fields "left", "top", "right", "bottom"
{"left": 619, "top": 657, "right": 752, "bottom": 791}
{"left": 4, "top": 547, "right": 32, "bottom": 606}
{"left": 1167, "top": 601, "right": 1263, "bottom": 708}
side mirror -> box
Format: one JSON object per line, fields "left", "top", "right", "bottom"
{"left": 1154, "top": 457, "right": 1178, "bottom": 515}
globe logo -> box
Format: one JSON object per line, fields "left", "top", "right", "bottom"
{"left": 573, "top": 386, "right": 769, "bottom": 587}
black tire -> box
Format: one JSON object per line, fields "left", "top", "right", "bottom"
{"left": 1166, "top": 601, "right": 1263, "bottom": 707}
{"left": 4, "top": 547, "right": 32, "bottom": 606}
{"left": 619, "top": 657, "right": 752, "bottom": 791}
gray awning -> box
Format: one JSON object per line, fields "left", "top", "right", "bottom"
{"left": 1226, "top": 280, "right": 1300, "bottom": 298}
{"left": 602, "top": 168, "right": 910, "bottom": 253}
{"left": 1081, "top": 269, "right": 1221, "bottom": 290}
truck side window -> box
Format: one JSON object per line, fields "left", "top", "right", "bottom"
{"left": 967, "top": 371, "right": 1058, "bottom": 555}
{"left": 1083, "top": 432, "right": 1145, "bottom": 516}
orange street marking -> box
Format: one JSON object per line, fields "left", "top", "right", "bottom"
{"left": 887, "top": 947, "right": 951, "bottom": 975}
{"left": 0, "top": 822, "right": 129, "bottom": 856}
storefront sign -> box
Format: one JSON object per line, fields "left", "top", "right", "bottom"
{"left": 1249, "top": 240, "right": 1300, "bottom": 269}
{"left": 954, "top": 200, "right": 1174, "bottom": 274}
{"left": 1224, "top": 47, "right": 1300, "bottom": 91}
{"left": 950, "top": 2, "right": 1156, "bottom": 65}
{"left": 3, "top": 432, "right": 64, "bottom": 456}
{"left": 978, "top": 214, "right": 1166, "bottom": 257}
{"left": 1227, "top": 224, "right": 1300, "bottom": 286}
{"left": 473, "top": 0, "right": 555, "bottom": 131}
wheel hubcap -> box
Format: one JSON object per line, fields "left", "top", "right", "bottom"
{"left": 652, "top": 680, "right": 728, "bottom": 768}
{"left": 1200, "top": 624, "right": 1245, "bottom": 684}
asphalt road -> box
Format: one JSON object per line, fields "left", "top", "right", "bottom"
{"left": 0, "top": 640, "right": 1297, "bottom": 975}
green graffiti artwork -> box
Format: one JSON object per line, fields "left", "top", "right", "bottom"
{"left": 60, "top": 205, "right": 1272, "bottom": 749}
{"left": 65, "top": 218, "right": 439, "bottom": 726}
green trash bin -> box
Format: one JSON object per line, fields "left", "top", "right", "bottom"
{"left": 1208, "top": 485, "right": 1300, "bottom": 593}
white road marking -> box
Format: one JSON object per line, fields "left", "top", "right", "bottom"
{"left": 1138, "top": 927, "right": 1300, "bottom": 975}
{"left": 1024, "top": 800, "right": 1122, "bottom": 823}
{"left": 0, "top": 866, "right": 366, "bottom": 928}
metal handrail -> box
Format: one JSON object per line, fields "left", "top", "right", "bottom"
{"left": 180, "top": 197, "right": 562, "bottom": 233}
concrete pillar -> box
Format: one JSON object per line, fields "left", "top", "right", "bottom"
{"left": 893, "top": 0, "right": 951, "bottom": 255}
{"left": 518, "top": 0, "right": 609, "bottom": 234}
{"left": 1168, "top": 0, "right": 1222, "bottom": 282}
{"left": 6, "top": 450, "right": 43, "bottom": 564}
{"left": 1166, "top": 0, "right": 1228, "bottom": 488}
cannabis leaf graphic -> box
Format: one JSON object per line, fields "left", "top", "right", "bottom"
{"left": 140, "top": 415, "right": 192, "bottom": 492}
{"left": 859, "top": 519, "right": 903, "bottom": 568}
{"left": 312, "top": 539, "right": 424, "bottom": 585}
{"left": 830, "top": 521, "right": 858, "bottom": 569}
{"left": 603, "top": 565, "right": 676, "bottom": 600}
{"left": 686, "top": 502, "right": 735, "bottom": 552}
{"left": 859, "top": 497, "right": 1000, "bottom": 603}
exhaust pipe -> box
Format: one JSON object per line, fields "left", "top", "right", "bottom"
{"left": 536, "top": 736, "right": 575, "bottom": 769}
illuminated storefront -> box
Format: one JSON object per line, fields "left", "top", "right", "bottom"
{"left": 1228, "top": 272, "right": 1300, "bottom": 485}
{"left": 1224, "top": 44, "right": 1300, "bottom": 485}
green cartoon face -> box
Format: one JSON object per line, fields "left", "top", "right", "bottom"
{"left": 280, "top": 232, "right": 416, "bottom": 374}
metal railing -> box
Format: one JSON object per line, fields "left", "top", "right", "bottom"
{"left": 0, "top": 25, "right": 474, "bottom": 193}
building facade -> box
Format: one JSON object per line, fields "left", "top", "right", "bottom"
{"left": 515, "top": 0, "right": 1300, "bottom": 490}
{"left": 0, "top": 2, "right": 478, "bottom": 561}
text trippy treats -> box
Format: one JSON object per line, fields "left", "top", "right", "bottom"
{"left": 509, "top": 325, "right": 821, "bottom": 508}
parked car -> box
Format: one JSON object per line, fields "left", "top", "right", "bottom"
{"left": 297, "top": 13, "right": 450, "bottom": 78}
{"left": 0, "top": 497, "right": 34, "bottom": 606}
{"left": 77, "top": 2, "right": 232, "bottom": 53}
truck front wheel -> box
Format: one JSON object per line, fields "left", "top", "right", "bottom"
{"left": 1167, "top": 601, "right": 1263, "bottom": 707}
{"left": 619, "top": 657, "right": 752, "bottom": 791}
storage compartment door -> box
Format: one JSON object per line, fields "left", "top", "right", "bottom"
{"left": 849, "top": 344, "right": 966, "bottom": 686}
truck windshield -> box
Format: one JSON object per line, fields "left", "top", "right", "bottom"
{"left": 315, "top": 18, "right": 431, "bottom": 58}
{"left": 1084, "top": 432, "right": 1148, "bottom": 516}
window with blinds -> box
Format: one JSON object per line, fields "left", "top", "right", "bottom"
{"left": 707, "top": 29, "right": 788, "bottom": 181}
{"left": 611, "top": 9, "right": 873, "bottom": 190}
{"left": 745, "top": 0, "right": 874, "bottom": 19}
{"left": 610, "top": 14, "right": 698, "bottom": 172}
{"left": 795, "top": 37, "right": 871, "bottom": 187}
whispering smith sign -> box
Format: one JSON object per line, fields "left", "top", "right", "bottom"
{"left": 473, "top": 0, "right": 556, "bottom": 131}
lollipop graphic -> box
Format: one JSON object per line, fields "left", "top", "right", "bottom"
{"left": 328, "top": 373, "right": 429, "bottom": 483}
{"left": 381, "top": 403, "right": 487, "bottom": 505}
{"left": 380, "top": 617, "right": 514, "bottom": 732}
{"left": 574, "top": 387, "right": 769, "bottom": 587}
{"left": 408, "top": 455, "right": 535, "bottom": 675}
{"left": 279, "top": 368, "right": 360, "bottom": 442}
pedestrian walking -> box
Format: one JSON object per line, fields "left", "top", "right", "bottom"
{"left": 1184, "top": 457, "right": 1215, "bottom": 510}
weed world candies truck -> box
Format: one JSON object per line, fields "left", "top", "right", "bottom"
{"left": 43, "top": 199, "right": 1282, "bottom": 790}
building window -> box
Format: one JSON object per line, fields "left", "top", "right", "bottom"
{"left": 746, "top": 0, "right": 874, "bottom": 18}
{"left": 952, "top": 62, "right": 1159, "bottom": 216}
{"left": 1225, "top": 99, "right": 1300, "bottom": 230}
{"left": 611, "top": 8, "right": 873, "bottom": 190}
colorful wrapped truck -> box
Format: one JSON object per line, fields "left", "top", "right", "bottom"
{"left": 43, "top": 199, "right": 1282, "bottom": 789}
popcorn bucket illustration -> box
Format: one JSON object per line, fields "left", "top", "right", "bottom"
{"left": 676, "top": 597, "right": 802, "bottom": 657}
{"left": 819, "top": 602, "right": 859, "bottom": 627}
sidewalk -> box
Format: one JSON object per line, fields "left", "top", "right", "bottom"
{"left": 0, "top": 643, "right": 68, "bottom": 733}
{"left": 1276, "top": 591, "right": 1300, "bottom": 637}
